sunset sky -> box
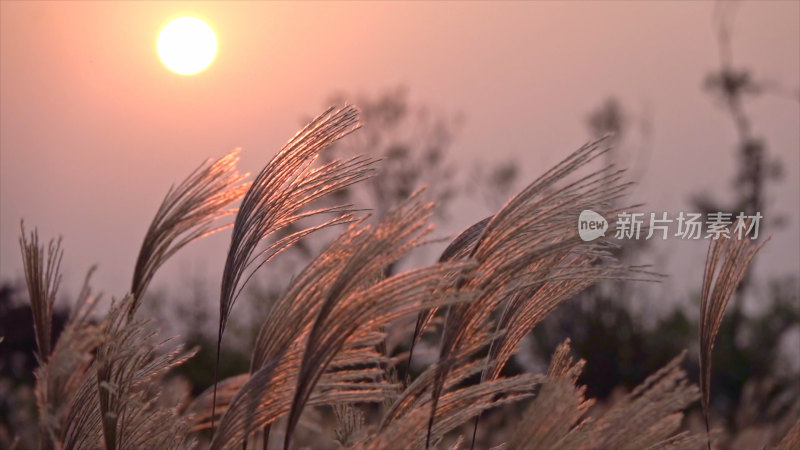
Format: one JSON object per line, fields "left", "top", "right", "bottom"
{"left": 1, "top": 1, "right": 798, "bottom": 304}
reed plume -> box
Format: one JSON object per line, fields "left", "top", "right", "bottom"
{"left": 131, "top": 148, "right": 250, "bottom": 313}
{"left": 211, "top": 105, "right": 376, "bottom": 435}
{"left": 19, "top": 224, "right": 63, "bottom": 360}
{"left": 422, "top": 137, "right": 654, "bottom": 447}
{"left": 699, "top": 227, "right": 768, "bottom": 439}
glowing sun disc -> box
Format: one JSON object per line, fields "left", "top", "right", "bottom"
{"left": 158, "top": 17, "right": 217, "bottom": 75}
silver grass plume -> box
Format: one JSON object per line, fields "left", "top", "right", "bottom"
{"left": 63, "top": 366, "right": 104, "bottom": 449}
{"left": 186, "top": 337, "right": 390, "bottom": 432}
{"left": 423, "top": 138, "right": 654, "bottom": 447}
{"left": 333, "top": 403, "right": 366, "bottom": 446}
{"left": 508, "top": 339, "right": 593, "bottom": 450}
{"left": 63, "top": 294, "right": 196, "bottom": 449}
{"left": 281, "top": 192, "right": 482, "bottom": 449}
{"left": 699, "top": 228, "right": 767, "bottom": 441}
{"left": 19, "top": 225, "right": 65, "bottom": 450}
{"left": 511, "top": 343, "right": 705, "bottom": 450}
{"left": 19, "top": 224, "right": 63, "bottom": 360}
{"left": 131, "top": 148, "right": 250, "bottom": 313}
{"left": 35, "top": 268, "right": 102, "bottom": 449}
{"left": 218, "top": 105, "right": 372, "bottom": 338}
{"left": 380, "top": 331, "right": 504, "bottom": 430}
{"left": 558, "top": 351, "right": 702, "bottom": 450}
{"left": 209, "top": 194, "right": 477, "bottom": 449}
{"left": 212, "top": 105, "right": 375, "bottom": 435}
{"left": 406, "top": 216, "right": 491, "bottom": 378}
{"left": 360, "top": 371, "right": 542, "bottom": 450}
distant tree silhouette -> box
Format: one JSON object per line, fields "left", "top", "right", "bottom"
{"left": 695, "top": 2, "right": 793, "bottom": 242}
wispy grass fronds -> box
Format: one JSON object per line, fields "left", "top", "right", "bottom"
{"left": 208, "top": 352, "right": 396, "bottom": 450}
{"left": 509, "top": 346, "right": 704, "bottom": 450}
{"left": 35, "top": 268, "right": 102, "bottom": 448}
{"left": 188, "top": 341, "right": 390, "bottom": 432}
{"left": 94, "top": 294, "right": 197, "bottom": 449}
{"left": 283, "top": 193, "right": 477, "bottom": 447}
{"left": 47, "top": 148, "right": 239, "bottom": 448}
{"left": 546, "top": 338, "right": 584, "bottom": 380}
{"left": 483, "top": 254, "right": 641, "bottom": 384}
{"left": 333, "top": 403, "right": 366, "bottom": 446}
{"left": 62, "top": 295, "right": 195, "bottom": 449}
{"left": 19, "top": 224, "right": 64, "bottom": 360}
{"left": 131, "top": 148, "right": 250, "bottom": 312}
{"left": 438, "top": 217, "right": 492, "bottom": 263}
{"left": 560, "top": 351, "right": 701, "bottom": 450}
{"left": 699, "top": 230, "right": 767, "bottom": 434}
{"left": 408, "top": 216, "right": 491, "bottom": 374}
{"left": 218, "top": 105, "right": 372, "bottom": 338}
{"left": 212, "top": 105, "right": 374, "bottom": 434}
{"left": 508, "top": 339, "right": 593, "bottom": 450}
{"left": 184, "top": 374, "right": 249, "bottom": 431}
{"left": 210, "top": 193, "right": 477, "bottom": 449}
{"left": 424, "top": 137, "right": 648, "bottom": 446}
{"left": 509, "top": 377, "right": 589, "bottom": 449}
{"left": 381, "top": 331, "right": 502, "bottom": 430}
{"left": 63, "top": 367, "right": 104, "bottom": 449}
{"left": 285, "top": 259, "right": 477, "bottom": 447}
{"left": 361, "top": 373, "right": 541, "bottom": 450}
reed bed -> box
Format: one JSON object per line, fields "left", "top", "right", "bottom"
{"left": 15, "top": 105, "right": 794, "bottom": 450}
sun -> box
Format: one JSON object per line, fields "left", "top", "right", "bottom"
{"left": 157, "top": 17, "right": 217, "bottom": 75}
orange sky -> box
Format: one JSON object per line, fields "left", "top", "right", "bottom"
{"left": 1, "top": 1, "right": 798, "bottom": 302}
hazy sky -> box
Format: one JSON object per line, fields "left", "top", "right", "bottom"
{"left": 1, "top": 1, "right": 798, "bottom": 305}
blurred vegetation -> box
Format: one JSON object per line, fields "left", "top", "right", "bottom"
{"left": 527, "top": 276, "right": 799, "bottom": 429}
